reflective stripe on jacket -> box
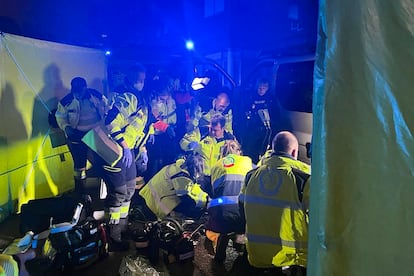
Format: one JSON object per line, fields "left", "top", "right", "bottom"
{"left": 201, "top": 108, "right": 233, "bottom": 134}
{"left": 139, "top": 159, "right": 208, "bottom": 219}
{"left": 180, "top": 128, "right": 235, "bottom": 175}
{"left": 105, "top": 91, "right": 153, "bottom": 150}
{"left": 151, "top": 97, "right": 177, "bottom": 135}
{"left": 206, "top": 154, "right": 253, "bottom": 233}
{"left": 244, "top": 155, "right": 311, "bottom": 268}
{"left": 56, "top": 89, "right": 107, "bottom": 131}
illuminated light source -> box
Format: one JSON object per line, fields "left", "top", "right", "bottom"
{"left": 185, "top": 40, "right": 194, "bottom": 51}
{"left": 191, "top": 77, "right": 210, "bottom": 90}
{"left": 105, "top": 50, "right": 111, "bottom": 56}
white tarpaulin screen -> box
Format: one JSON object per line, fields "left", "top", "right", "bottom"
{"left": 308, "top": 1, "right": 414, "bottom": 275}
{"left": 0, "top": 33, "right": 106, "bottom": 222}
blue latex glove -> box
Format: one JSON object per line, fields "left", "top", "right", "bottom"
{"left": 147, "top": 134, "right": 155, "bottom": 145}
{"left": 141, "top": 151, "right": 149, "bottom": 166}
{"left": 188, "top": 141, "right": 199, "bottom": 151}
{"left": 122, "top": 148, "right": 133, "bottom": 168}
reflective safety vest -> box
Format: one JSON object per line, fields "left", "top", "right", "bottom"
{"left": 207, "top": 154, "right": 253, "bottom": 233}
{"left": 243, "top": 155, "right": 311, "bottom": 268}
{"left": 201, "top": 108, "right": 233, "bottom": 134}
{"left": 139, "top": 159, "right": 208, "bottom": 219}
{"left": 180, "top": 128, "right": 236, "bottom": 175}
{"left": 258, "top": 150, "right": 311, "bottom": 173}
{"left": 151, "top": 96, "right": 177, "bottom": 135}
{"left": 105, "top": 91, "right": 154, "bottom": 151}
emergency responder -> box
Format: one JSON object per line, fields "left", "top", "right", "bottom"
{"left": 55, "top": 77, "right": 107, "bottom": 198}
{"left": 240, "top": 131, "right": 311, "bottom": 275}
{"left": 244, "top": 78, "right": 275, "bottom": 163}
{"left": 180, "top": 114, "right": 236, "bottom": 195}
{"left": 192, "top": 91, "right": 233, "bottom": 134}
{"left": 147, "top": 76, "right": 178, "bottom": 178}
{"left": 99, "top": 64, "right": 154, "bottom": 251}
{"left": 205, "top": 140, "right": 254, "bottom": 262}
{"left": 138, "top": 153, "right": 209, "bottom": 220}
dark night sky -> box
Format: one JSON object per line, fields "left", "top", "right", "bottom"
{"left": 0, "top": 0, "right": 318, "bottom": 62}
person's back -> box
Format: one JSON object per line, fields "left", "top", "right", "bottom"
{"left": 208, "top": 153, "right": 253, "bottom": 232}
{"left": 139, "top": 154, "right": 209, "bottom": 220}
{"left": 206, "top": 140, "right": 254, "bottom": 262}
{"left": 242, "top": 131, "right": 310, "bottom": 273}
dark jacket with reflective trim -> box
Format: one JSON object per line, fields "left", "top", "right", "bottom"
{"left": 206, "top": 154, "right": 253, "bottom": 233}
{"left": 56, "top": 88, "right": 107, "bottom": 132}
{"left": 242, "top": 154, "right": 311, "bottom": 268}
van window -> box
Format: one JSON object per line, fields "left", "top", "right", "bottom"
{"left": 275, "top": 60, "right": 314, "bottom": 113}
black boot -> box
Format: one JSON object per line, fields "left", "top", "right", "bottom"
{"left": 74, "top": 177, "right": 86, "bottom": 195}
{"left": 214, "top": 234, "right": 229, "bottom": 263}
{"left": 119, "top": 218, "right": 130, "bottom": 239}
{"left": 108, "top": 224, "right": 129, "bottom": 252}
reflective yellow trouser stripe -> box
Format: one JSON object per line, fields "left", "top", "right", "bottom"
{"left": 74, "top": 169, "right": 86, "bottom": 179}
{"left": 105, "top": 207, "right": 121, "bottom": 224}
{"left": 120, "top": 201, "right": 131, "bottom": 218}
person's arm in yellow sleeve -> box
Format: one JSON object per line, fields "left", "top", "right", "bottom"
{"left": 180, "top": 128, "right": 202, "bottom": 151}
{"left": 171, "top": 175, "right": 209, "bottom": 208}
{"left": 186, "top": 183, "right": 209, "bottom": 208}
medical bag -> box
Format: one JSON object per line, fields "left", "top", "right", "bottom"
{"left": 47, "top": 204, "right": 108, "bottom": 270}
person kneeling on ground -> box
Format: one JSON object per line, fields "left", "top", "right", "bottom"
{"left": 241, "top": 131, "right": 311, "bottom": 275}
{"left": 137, "top": 153, "right": 210, "bottom": 221}
{"left": 205, "top": 140, "right": 254, "bottom": 263}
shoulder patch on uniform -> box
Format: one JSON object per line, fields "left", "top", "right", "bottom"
{"left": 222, "top": 156, "right": 235, "bottom": 168}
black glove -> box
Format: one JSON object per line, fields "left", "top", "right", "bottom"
{"left": 65, "top": 126, "right": 83, "bottom": 141}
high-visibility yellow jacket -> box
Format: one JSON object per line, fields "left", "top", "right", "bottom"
{"left": 200, "top": 108, "right": 233, "bottom": 134}
{"left": 258, "top": 150, "right": 311, "bottom": 173}
{"left": 180, "top": 128, "right": 236, "bottom": 175}
{"left": 191, "top": 104, "right": 233, "bottom": 134}
{"left": 139, "top": 159, "right": 209, "bottom": 219}
{"left": 151, "top": 96, "right": 177, "bottom": 135}
{"left": 207, "top": 154, "right": 253, "bottom": 233}
{"left": 105, "top": 91, "right": 154, "bottom": 152}
{"left": 242, "top": 154, "right": 311, "bottom": 268}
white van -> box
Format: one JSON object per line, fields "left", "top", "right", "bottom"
{"left": 233, "top": 55, "right": 314, "bottom": 164}
{"left": 191, "top": 54, "right": 314, "bottom": 164}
